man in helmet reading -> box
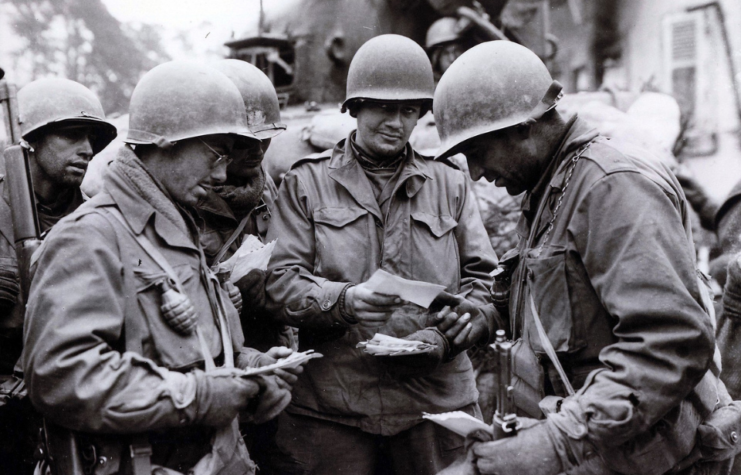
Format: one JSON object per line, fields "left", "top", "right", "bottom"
{"left": 434, "top": 41, "right": 733, "bottom": 475}
{"left": 22, "top": 62, "right": 292, "bottom": 474}
{"left": 265, "top": 34, "right": 498, "bottom": 474}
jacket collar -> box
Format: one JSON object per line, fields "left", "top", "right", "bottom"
{"left": 327, "top": 131, "right": 432, "bottom": 219}
{"left": 105, "top": 147, "right": 198, "bottom": 252}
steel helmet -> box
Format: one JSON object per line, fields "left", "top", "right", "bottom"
{"left": 212, "top": 59, "right": 286, "bottom": 140}
{"left": 426, "top": 17, "right": 462, "bottom": 49}
{"left": 17, "top": 78, "right": 117, "bottom": 154}
{"left": 434, "top": 41, "right": 563, "bottom": 159}
{"left": 125, "top": 61, "right": 256, "bottom": 148}
{"left": 342, "top": 34, "right": 434, "bottom": 112}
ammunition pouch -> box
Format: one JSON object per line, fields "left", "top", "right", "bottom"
{"left": 43, "top": 421, "right": 154, "bottom": 475}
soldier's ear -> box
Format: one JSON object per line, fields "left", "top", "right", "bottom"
{"left": 514, "top": 119, "right": 536, "bottom": 139}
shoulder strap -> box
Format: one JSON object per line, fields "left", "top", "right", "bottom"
{"left": 105, "top": 207, "right": 220, "bottom": 371}
{"left": 212, "top": 213, "right": 252, "bottom": 266}
{"left": 528, "top": 293, "right": 576, "bottom": 396}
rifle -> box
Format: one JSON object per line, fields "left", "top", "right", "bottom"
{"left": 0, "top": 76, "right": 42, "bottom": 299}
{"left": 491, "top": 329, "right": 521, "bottom": 439}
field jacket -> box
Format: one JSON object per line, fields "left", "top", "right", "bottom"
{"left": 266, "top": 133, "right": 497, "bottom": 435}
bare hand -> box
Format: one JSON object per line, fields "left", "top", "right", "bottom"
{"left": 259, "top": 346, "right": 304, "bottom": 387}
{"left": 345, "top": 283, "right": 404, "bottom": 327}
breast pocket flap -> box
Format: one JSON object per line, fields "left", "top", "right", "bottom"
{"left": 411, "top": 212, "right": 457, "bottom": 237}
{"left": 314, "top": 207, "right": 368, "bottom": 228}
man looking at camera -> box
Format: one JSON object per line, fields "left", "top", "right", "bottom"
{"left": 266, "top": 34, "right": 497, "bottom": 475}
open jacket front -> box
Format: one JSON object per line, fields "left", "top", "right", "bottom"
{"left": 266, "top": 132, "right": 497, "bottom": 435}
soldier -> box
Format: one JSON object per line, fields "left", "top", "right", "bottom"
{"left": 265, "top": 34, "right": 498, "bottom": 474}
{"left": 426, "top": 17, "right": 471, "bottom": 80}
{"left": 199, "top": 59, "right": 294, "bottom": 354}
{"left": 198, "top": 59, "right": 297, "bottom": 474}
{"left": 0, "top": 78, "right": 117, "bottom": 375}
{"left": 22, "top": 61, "right": 292, "bottom": 474}
{"left": 0, "top": 78, "right": 116, "bottom": 474}
{"left": 434, "top": 41, "right": 734, "bottom": 475}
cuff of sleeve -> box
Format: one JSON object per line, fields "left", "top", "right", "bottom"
{"left": 318, "top": 281, "right": 353, "bottom": 325}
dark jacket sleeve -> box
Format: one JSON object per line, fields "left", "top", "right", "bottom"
{"left": 23, "top": 213, "right": 198, "bottom": 433}
{"left": 569, "top": 171, "right": 714, "bottom": 447}
{"left": 265, "top": 172, "right": 350, "bottom": 328}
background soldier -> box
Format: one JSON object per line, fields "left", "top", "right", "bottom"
{"left": 198, "top": 58, "right": 298, "bottom": 474}
{"left": 434, "top": 41, "right": 734, "bottom": 475}
{"left": 0, "top": 78, "right": 116, "bottom": 374}
{"left": 265, "top": 34, "right": 497, "bottom": 474}
{"left": 22, "top": 61, "right": 291, "bottom": 474}
{"left": 200, "top": 58, "right": 295, "bottom": 354}
{"left": 0, "top": 78, "right": 116, "bottom": 474}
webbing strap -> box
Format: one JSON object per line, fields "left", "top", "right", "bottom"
{"left": 129, "top": 435, "right": 152, "bottom": 475}
{"left": 529, "top": 293, "right": 576, "bottom": 397}
{"left": 212, "top": 213, "right": 252, "bottom": 266}
{"left": 105, "top": 207, "right": 217, "bottom": 371}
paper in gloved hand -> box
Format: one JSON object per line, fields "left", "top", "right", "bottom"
{"left": 423, "top": 411, "right": 493, "bottom": 437}
{"left": 357, "top": 333, "right": 438, "bottom": 356}
{"left": 363, "top": 269, "right": 446, "bottom": 308}
{"left": 218, "top": 235, "right": 277, "bottom": 283}
{"left": 240, "top": 350, "right": 323, "bottom": 377}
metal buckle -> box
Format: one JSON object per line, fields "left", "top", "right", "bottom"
{"left": 129, "top": 442, "right": 152, "bottom": 459}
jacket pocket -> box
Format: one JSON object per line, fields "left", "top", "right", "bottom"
{"left": 312, "top": 207, "right": 370, "bottom": 280}
{"left": 410, "top": 212, "right": 460, "bottom": 290}
{"left": 524, "top": 248, "right": 585, "bottom": 354}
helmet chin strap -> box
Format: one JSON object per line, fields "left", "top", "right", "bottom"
{"left": 527, "top": 80, "right": 564, "bottom": 122}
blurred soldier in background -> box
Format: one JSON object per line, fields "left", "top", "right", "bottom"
{"left": 426, "top": 17, "right": 474, "bottom": 81}
{"left": 265, "top": 34, "right": 497, "bottom": 474}
{"left": 434, "top": 41, "right": 736, "bottom": 475}
{"left": 0, "top": 78, "right": 116, "bottom": 474}
{"left": 22, "top": 61, "right": 292, "bottom": 475}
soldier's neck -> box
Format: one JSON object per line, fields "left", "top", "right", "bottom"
{"left": 30, "top": 164, "right": 73, "bottom": 207}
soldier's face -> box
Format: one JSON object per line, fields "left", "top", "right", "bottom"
{"left": 227, "top": 138, "right": 270, "bottom": 184}
{"left": 355, "top": 102, "right": 421, "bottom": 159}
{"left": 31, "top": 125, "right": 96, "bottom": 188}
{"left": 463, "top": 128, "right": 539, "bottom": 196}
{"left": 160, "top": 135, "right": 234, "bottom": 206}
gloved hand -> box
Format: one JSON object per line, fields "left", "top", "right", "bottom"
{"left": 249, "top": 374, "right": 292, "bottom": 424}
{"left": 471, "top": 419, "right": 563, "bottom": 475}
{"left": 254, "top": 346, "right": 305, "bottom": 388}
{"left": 193, "top": 368, "right": 261, "bottom": 427}
{"left": 431, "top": 292, "right": 489, "bottom": 356}
{"left": 696, "top": 401, "right": 741, "bottom": 462}
{"left": 380, "top": 328, "right": 448, "bottom": 378}
{"left": 235, "top": 269, "right": 267, "bottom": 311}
{"left": 223, "top": 280, "right": 243, "bottom": 314}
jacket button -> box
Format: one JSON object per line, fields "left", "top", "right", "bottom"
{"left": 262, "top": 214, "right": 269, "bottom": 221}
{"left": 732, "top": 431, "right": 739, "bottom": 443}
{"left": 321, "top": 300, "right": 332, "bottom": 311}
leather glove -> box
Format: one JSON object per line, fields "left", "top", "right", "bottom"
{"left": 471, "top": 419, "right": 563, "bottom": 475}
{"left": 223, "top": 280, "right": 243, "bottom": 314}
{"left": 431, "top": 291, "right": 490, "bottom": 356}
{"left": 696, "top": 401, "right": 741, "bottom": 462}
{"left": 193, "top": 369, "right": 261, "bottom": 427}
{"left": 235, "top": 269, "right": 267, "bottom": 311}
{"left": 253, "top": 346, "right": 304, "bottom": 388}
{"left": 248, "top": 374, "right": 292, "bottom": 424}
{"left": 380, "top": 328, "right": 448, "bottom": 378}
